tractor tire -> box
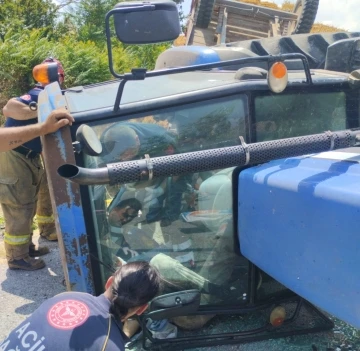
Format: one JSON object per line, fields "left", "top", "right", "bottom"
{"left": 291, "top": 0, "right": 319, "bottom": 34}
{"left": 196, "top": 0, "right": 216, "bottom": 29}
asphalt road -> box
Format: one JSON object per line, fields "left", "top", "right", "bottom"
{"left": 0, "top": 231, "right": 65, "bottom": 341}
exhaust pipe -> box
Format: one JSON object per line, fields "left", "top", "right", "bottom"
{"left": 58, "top": 129, "right": 360, "bottom": 186}
{"left": 57, "top": 163, "right": 110, "bottom": 185}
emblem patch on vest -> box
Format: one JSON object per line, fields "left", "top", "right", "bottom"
{"left": 20, "top": 94, "right": 32, "bottom": 101}
{"left": 47, "top": 299, "right": 90, "bottom": 330}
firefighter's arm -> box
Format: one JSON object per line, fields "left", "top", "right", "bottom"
{"left": 0, "top": 109, "right": 74, "bottom": 152}
{"left": 2, "top": 98, "right": 38, "bottom": 120}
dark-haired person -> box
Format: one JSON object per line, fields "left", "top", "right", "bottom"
{"left": 0, "top": 261, "right": 161, "bottom": 351}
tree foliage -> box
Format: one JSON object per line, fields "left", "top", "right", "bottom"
{"left": 0, "top": 0, "right": 174, "bottom": 122}
{"left": 73, "top": 0, "right": 118, "bottom": 43}
{"left": 0, "top": 0, "right": 57, "bottom": 41}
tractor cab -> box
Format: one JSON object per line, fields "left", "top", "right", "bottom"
{"left": 38, "top": 1, "right": 360, "bottom": 349}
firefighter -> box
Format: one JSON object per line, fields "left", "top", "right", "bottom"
{"left": 0, "top": 108, "right": 73, "bottom": 152}
{"left": 0, "top": 261, "right": 161, "bottom": 351}
{"left": 0, "top": 57, "right": 65, "bottom": 271}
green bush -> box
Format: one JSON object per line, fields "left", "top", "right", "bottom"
{"left": 52, "top": 37, "right": 112, "bottom": 87}
{"left": 0, "top": 28, "right": 170, "bottom": 125}
{"left": 0, "top": 29, "right": 111, "bottom": 93}
{"left": 0, "top": 0, "right": 174, "bottom": 126}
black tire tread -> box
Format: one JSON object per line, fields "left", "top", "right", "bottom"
{"left": 292, "top": 0, "right": 319, "bottom": 34}
{"left": 196, "top": 0, "right": 216, "bottom": 29}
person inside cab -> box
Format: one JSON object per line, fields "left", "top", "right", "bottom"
{"left": 100, "top": 121, "right": 190, "bottom": 227}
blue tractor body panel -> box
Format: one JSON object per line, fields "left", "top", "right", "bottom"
{"left": 155, "top": 46, "right": 221, "bottom": 69}
{"left": 238, "top": 150, "right": 360, "bottom": 328}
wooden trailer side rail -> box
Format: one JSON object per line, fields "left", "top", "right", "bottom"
{"left": 186, "top": 0, "right": 299, "bottom": 46}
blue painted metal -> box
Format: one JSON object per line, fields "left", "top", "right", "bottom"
{"left": 174, "top": 46, "right": 221, "bottom": 65}
{"left": 238, "top": 151, "right": 360, "bottom": 328}
{"left": 37, "top": 83, "right": 95, "bottom": 294}
{"left": 158, "top": 46, "right": 221, "bottom": 66}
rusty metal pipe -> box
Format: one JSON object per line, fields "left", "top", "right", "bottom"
{"left": 57, "top": 163, "right": 110, "bottom": 185}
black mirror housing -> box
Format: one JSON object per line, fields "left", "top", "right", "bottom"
{"left": 113, "top": 1, "right": 181, "bottom": 44}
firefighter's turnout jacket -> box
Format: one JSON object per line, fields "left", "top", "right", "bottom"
{"left": 0, "top": 87, "right": 56, "bottom": 262}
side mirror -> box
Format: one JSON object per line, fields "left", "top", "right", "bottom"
{"left": 113, "top": 1, "right": 181, "bottom": 44}
{"left": 105, "top": 0, "right": 181, "bottom": 79}
{"left": 75, "top": 124, "right": 103, "bottom": 156}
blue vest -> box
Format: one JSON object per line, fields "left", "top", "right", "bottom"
{"left": 4, "top": 87, "right": 44, "bottom": 153}
{"left": 0, "top": 292, "right": 128, "bottom": 351}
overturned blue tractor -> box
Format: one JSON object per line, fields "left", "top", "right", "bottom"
{"left": 36, "top": 1, "right": 360, "bottom": 350}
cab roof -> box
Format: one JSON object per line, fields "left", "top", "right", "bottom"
{"left": 64, "top": 69, "right": 350, "bottom": 114}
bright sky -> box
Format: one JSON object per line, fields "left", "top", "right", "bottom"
{"left": 181, "top": 0, "right": 360, "bottom": 32}
{"left": 270, "top": 0, "right": 360, "bottom": 31}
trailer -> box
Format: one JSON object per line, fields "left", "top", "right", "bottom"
{"left": 185, "top": 0, "right": 319, "bottom": 46}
